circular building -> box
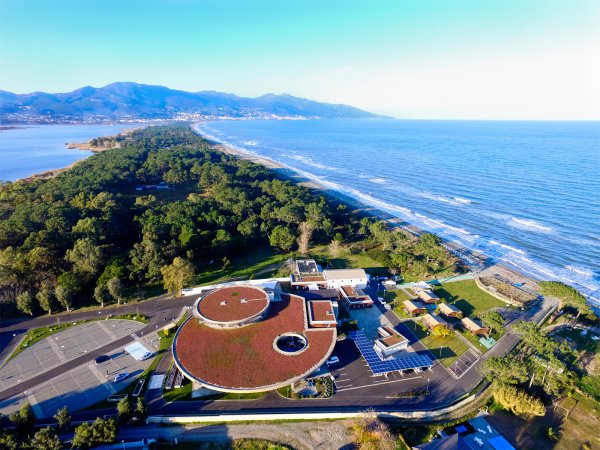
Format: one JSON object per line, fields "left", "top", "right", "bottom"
{"left": 193, "top": 286, "right": 271, "bottom": 328}
{"left": 173, "top": 286, "right": 337, "bottom": 393}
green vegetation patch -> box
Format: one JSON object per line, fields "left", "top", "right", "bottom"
{"left": 112, "top": 313, "right": 149, "bottom": 323}
{"left": 310, "top": 243, "right": 385, "bottom": 273}
{"left": 434, "top": 280, "right": 505, "bottom": 318}
{"left": 403, "top": 320, "right": 468, "bottom": 367}
{"left": 387, "top": 289, "right": 415, "bottom": 319}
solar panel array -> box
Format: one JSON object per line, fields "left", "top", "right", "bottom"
{"left": 351, "top": 330, "right": 433, "bottom": 375}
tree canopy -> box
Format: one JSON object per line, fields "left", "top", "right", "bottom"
{"left": 1, "top": 125, "right": 456, "bottom": 316}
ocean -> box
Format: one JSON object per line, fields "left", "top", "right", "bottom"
{"left": 195, "top": 119, "right": 600, "bottom": 304}
{"left": 0, "top": 124, "right": 141, "bottom": 181}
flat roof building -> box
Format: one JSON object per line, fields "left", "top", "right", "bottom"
{"left": 290, "top": 259, "right": 327, "bottom": 288}
{"left": 307, "top": 300, "right": 337, "bottom": 328}
{"left": 340, "top": 285, "right": 373, "bottom": 309}
{"left": 374, "top": 326, "right": 409, "bottom": 358}
{"left": 323, "top": 268, "right": 368, "bottom": 289}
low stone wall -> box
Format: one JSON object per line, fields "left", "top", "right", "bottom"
{"left": 148, "top": 386, "right": 490, "bottom": 424}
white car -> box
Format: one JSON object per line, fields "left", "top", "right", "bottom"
{"left": 141, "top": 351, "right": 154, "bottom": 361}
{"left": 326, "top": 356, "right": 340, "bottom": 365}
{"left": 113, "top": 372, "right": 129, "bottom": 383}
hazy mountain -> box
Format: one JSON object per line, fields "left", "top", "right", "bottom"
{"left": 0, "top": 82, "right": 384, "bottom": 123}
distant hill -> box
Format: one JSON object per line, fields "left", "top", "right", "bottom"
{"left": 0, "top": 82, "right": 384, "bottom": 124}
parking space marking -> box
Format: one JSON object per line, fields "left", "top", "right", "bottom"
{"left": 337, "top": 375, "right": 422, "bottom": 392}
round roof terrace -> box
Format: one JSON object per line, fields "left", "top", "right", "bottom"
{"left": 195, "top": 286, "right": 270, "bottom": 327}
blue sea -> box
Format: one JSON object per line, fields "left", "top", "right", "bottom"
{"left": 0, "top": 124, "right": 142, "bottom": 181}
{"left": 195, "top": 120, "right": 600, "bottom": 304}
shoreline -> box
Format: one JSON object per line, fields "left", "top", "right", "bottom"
{"left": 200, "top": 129, "right": 541, "bottom": 293}
{"left": 6, "top": 123, "right": 545, "bottom": 297}
{"left": 7, "top": 125, "right": 150, "bottom": 183}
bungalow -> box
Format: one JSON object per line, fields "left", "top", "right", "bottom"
{"left": 461, "top": 317, "right": 490, "bottom": 336}
{"left": 416, "top": 289, "right": 440, "bottom": 304}
{"left": 438, "top": 302, "right": 463, "bottom": 318}
{"left": 422, "top": 313, "right": 448, "bottom": 331}
{"left": 403, "top": 299, "right": 427, "bottom": 316}
{"left": 374, "top": 326, "right": 409, "bottom": 358}
{"left": 340, "top": 285, "right": 373, "bottom": 309}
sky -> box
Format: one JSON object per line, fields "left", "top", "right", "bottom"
{"left": 1, "top": 0, "right": 599, "bottom": 119}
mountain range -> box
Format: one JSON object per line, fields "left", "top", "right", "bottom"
{"left": 0, "top": 82, "right": 382, "bottom": 124}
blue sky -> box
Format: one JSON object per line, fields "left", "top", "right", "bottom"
{"left": 1, "top": 0, "right": 599, "bottom": 119}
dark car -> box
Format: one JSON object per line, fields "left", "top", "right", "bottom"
{"left": 94, "top": 355, "right": 110, "bottom": 365}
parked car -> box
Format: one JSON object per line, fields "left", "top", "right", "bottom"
{"left": 94, "top": 355, "right": 110, "bottom": 365}
{"left": 326, "top": 356, "right": 340, "bottom": 365}
{"left": 113, "top": 372, "right": 129, "bottom": 383}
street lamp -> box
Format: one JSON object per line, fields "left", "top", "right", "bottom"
{"left": 426, "top": 378, "right": 430, "bottom": 394}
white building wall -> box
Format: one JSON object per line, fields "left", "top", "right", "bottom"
{"left": 327, "top": 278, "right": 368, "bottom": 290}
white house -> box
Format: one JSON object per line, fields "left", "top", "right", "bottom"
{"left": 323, "top": 269, "right": 368, "bottom": 290}
{"left": 374, "top": 326, "right": 409, "bottom": 358}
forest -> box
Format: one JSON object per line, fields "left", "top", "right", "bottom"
{"left": 0, "top": 124, "right": 458, "bottom": 317}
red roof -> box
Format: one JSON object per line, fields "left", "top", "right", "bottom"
{"left": 309, "top": 300, "right": 335, "bottom": 323}
{"left": 175, "top": 294, "right": 336, "bottom": 390}
{"left": 197, "top": 286, "right": 269, "bottom": 323}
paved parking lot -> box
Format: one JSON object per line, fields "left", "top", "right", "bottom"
{"left": 329, "top": 339, "right": 427, "bottom": 398}
{"left": 0, "top": 320, "right": 159, "bottom": 418}
{"left": 0, "top": 319, "right": 145, "bottom": 391}
{"left": 447, "top": 348, "right": 480, "bottom": 379}
{"left": 349, "top": 305, "right": 393, "bottom": 339}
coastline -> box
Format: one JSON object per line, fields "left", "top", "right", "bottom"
{"left": 8, "top": 123, "right": 541, "bottom": 295}
{"left": 201, "top": 129, "right": 541, "bottom": 293}
{"left": 6, "top": 125, "right": 149, "bottom": 183}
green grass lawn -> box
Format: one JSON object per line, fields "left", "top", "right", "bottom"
{"left": 387, "top": 289, "right": 416, "bottom": 319}
{"left": 403, "top": 320, "right": 468, "bottom": 367}
{"left": 162, "top": 380, "right": 193, "bottom": 402}
{"left": 163, "top": 380, "right": 267, "bottom": 402}
{"left": 309, "top": 244, "right": 386, "bottom": 274}
{"left": 433, "top": 280, "right": 505, "bottom": 318}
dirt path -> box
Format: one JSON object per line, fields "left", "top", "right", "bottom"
{"left": 158, "top": 420, "right": 355, "bottom": 450}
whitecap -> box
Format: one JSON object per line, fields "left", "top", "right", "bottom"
{"left": 453, "top": 196, "right": 472, "bottom": 204}
{"left": 565, "top": 265, "right": 594, "bottom": 277}
{"left": 509, "top": 217, "right": 553, "bottom": 233}
{"left": 489, "top": 240, "right": 526, "bottom": 255}
{"left": 370, "top": 178, "right": 387, "bottom": 184}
